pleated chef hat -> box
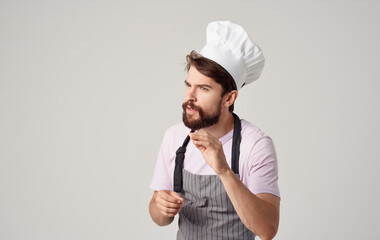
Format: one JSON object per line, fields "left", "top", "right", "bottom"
{"left": 200, "top": 21, "right": 265, "bottom": 90}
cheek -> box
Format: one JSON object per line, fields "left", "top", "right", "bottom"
{"left": 203, "top": 94, "right": 222, "bottom": 108}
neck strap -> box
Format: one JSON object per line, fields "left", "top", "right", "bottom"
{"left": 173, "top": 113, "right": 242, "bottom": 193}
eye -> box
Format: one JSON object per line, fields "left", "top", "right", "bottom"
{"left": 200, "top": 86, "right": 208, "bottom": 91}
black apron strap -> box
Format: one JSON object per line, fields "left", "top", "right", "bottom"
{"left": 173, "top": 114, "right": 242, "bottom": 192}
{"left": 173, "top": 131, "right": 193, "bottom": 193}
{"left": 231, "top": 113, "right": 242, "bottom": 174}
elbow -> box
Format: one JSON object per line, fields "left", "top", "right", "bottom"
{"left": 251, "top": 222, "right": 278, "bottom": 240}
{"left": 259, "top": 232, "right": 276, "bottom": 240}
{"left": 259, "top": 227, "right": 277, "bottom": 240}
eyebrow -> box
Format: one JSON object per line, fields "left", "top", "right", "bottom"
{"left": 184, "top": 80, "right": 213, "bottom": 89}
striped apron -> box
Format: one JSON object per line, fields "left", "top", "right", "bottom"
{"left": 173, "top": 113, "right": 256, "bottom": 240}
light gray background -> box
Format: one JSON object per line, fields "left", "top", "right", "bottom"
{"left": 1, "top": 0, "right": 379, "bottom": 239}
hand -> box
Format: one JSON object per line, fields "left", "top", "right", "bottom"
{"left": 189, "top": 130, "right": 230, "bottom": 175}
{"left": 153, "top": 190, "right": 184, "bottom": 218}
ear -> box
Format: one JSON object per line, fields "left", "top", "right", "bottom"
{"left": 223, "top": 90, "right": 238, "bottom": 108}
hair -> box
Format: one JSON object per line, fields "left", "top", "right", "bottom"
{"left": 185, "top": 50, "right": 237, "bottom": 112}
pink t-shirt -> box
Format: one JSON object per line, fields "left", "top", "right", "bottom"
{"left": 150, "top": 119, "right": 280, "bottom": 198}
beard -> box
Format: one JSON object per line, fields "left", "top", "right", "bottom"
{"left": 182, "top": 100, "right": 222, "bottom": 131}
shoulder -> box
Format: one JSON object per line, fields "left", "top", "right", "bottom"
{"left": 240, "top": 119, "right": 271, "bottom": 142}
{"left": 161, "top": 122, "right": 192, "bottom": 147}
{"left": 240, "top": 119, "right": 276, "bottom": 153}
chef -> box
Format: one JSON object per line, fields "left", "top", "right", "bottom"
{"left": 149, "top": 21, "right": 280, "bottom": 240}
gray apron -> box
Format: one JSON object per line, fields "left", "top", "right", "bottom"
{"left": 173, "top": 113, "right": 256, "bottom": 240}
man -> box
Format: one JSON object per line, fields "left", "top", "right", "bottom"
{"left": 149, "top": 21, "right": 280, "bottom": 240}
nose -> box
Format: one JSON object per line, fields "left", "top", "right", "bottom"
{"left": 185, "top": 86, "right": 197, "bottom": 102}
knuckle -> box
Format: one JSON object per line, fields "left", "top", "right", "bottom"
{"left": 163, "top": 211, "right": 175, "bottom": 217}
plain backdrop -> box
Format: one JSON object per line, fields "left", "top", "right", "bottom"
{"left": 1, "top": 0, "right": 379, "bottom": 239}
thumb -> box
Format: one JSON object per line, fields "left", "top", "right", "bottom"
{"left": 169, "top": 191, "right": 184, "bottom": 202}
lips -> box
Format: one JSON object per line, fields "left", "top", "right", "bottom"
{"left": 187, "top": 105, "right": 195, "bottom": 111}
{"left": 186, "top": 105, "right": 197, "bottom": 114}
{"left": 182, "top": 101, "right": 200, "bottom": 114}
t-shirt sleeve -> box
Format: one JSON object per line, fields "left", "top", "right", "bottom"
{"left": 149, "top": 130, "right": 173, "bottom": 191}
{"left": 246, "top": 136, "right": 280, "bottom": 198}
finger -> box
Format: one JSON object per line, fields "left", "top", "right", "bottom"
{"left": 189, "top": 131, "right": 207, "bottom": 140}
{"left": 192, "top": 140, "right": 207, "bottom": 149}
{"left": 190, "top": 132, "right": 218, "bottom": 145}
{"left": 159, "top": 191, "right": 183, "bottom": 204}
{"left": 158, "top": 208, "right": 179, "bottom": 218}
{"left": 192, "top": 129, "right": 213, "bottom": 138}
{"left": 158, "top": 206, "right": 180, "bottom": 217}
{"left": 195, "top": 144, "right": 206, "bottom": 153}
{"left": 156, "top": 199, "right": 183, "bottom": 217}
{"left": 168, "top": 191, "right": 184, "bottom": 203}
{"left": 157, "top": 201, "right": 182, "bottom": 212}
{"left": 188, "top": 132, "right": 197, "bottom": 141}
{"left": 157, "top": 198, "right": 182, "bottom": 209}
{"left": 196, "top": 129, "right": 208, "bottom": 135}
{"left": 192, "top": 139, "right": 213, "bottom": 149}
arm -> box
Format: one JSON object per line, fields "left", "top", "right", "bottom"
{"left": 149, "top": 190, "right": 184, "bottom": 226}
{"left": 218, "top": 169, "right": 280, "bottom": 240}
{"left": 149, "top": 128, "right": 185, "bottom": 226}
{"left": 189, "top": 130, "right": 280, "bottom": 240}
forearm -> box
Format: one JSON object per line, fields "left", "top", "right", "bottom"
{"left": 149, "top": 197, "right": 175, "bottom": 226}
{"left": 218, "top": 168, "right": 279, "bottom": 240}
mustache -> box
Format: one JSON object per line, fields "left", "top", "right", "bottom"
{"left": 182, "top": 101, "right": 201, "bottom": 112}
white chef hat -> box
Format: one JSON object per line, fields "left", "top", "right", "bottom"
{"left": 200, "top": 21, "right": 265, "bottom": 90}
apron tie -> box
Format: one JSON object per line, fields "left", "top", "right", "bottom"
{"left": 174, "top": 113, "right": 241, "bottom": 193}
{"left": 173, "top": 132, "right": 193, "bottom": 193}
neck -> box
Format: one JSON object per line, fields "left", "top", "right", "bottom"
{"left": 203, "top": 111, "right": 235, "bottom": 139}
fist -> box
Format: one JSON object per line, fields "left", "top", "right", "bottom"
{"left": 189, "top": 130, "right": 229, "bottom": 175}
{"left": 154, "top": 190, "right": 184, "bottom": 218}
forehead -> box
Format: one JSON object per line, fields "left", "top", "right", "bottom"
{"left": 186, "top": 66, "right": 221, "bottom": 88}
